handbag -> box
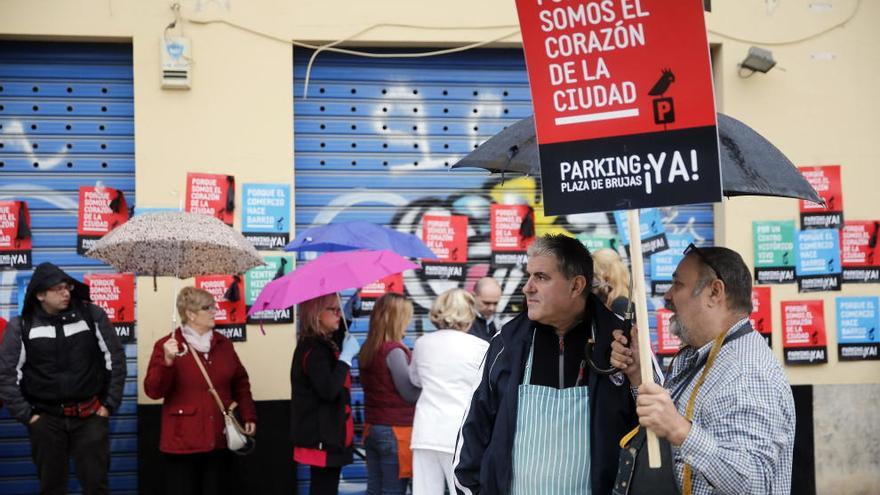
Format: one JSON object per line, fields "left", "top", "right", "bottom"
{"left": 189, "top": 344, "right": 256, "bottom": 455}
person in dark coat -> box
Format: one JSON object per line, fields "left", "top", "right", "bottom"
{"left": 468, "top": 277, "right": 502, "bottom": 341}
{"left": 291, "top": 293, "right": 361, "bottom": 495}
{"left": 144, "top": 286, "right": 257, "bottom": 495}
{"left": 454, "top": 235, "right": 636, "bottom": 495}
{"left": 0, "top": 262, "right": 127, "bottom": 495}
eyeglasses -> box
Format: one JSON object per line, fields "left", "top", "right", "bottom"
{"left": 199, "top": 304, "right": 218, "bottom": 312}
{"left": 47, "top": 283, "right": 75, "bottom": 294}
{"left": 683, "top": 243, "right": 724, "bottom": 285}
{"left": 323, "top": 306, "right": 342, "bottom": 315}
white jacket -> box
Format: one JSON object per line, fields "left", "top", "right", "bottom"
{"left": 409, "top": 329, "right": 490, "bottom": 453}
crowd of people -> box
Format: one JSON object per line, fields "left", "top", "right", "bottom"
{"left": 0, "top": 233, "right": 797, "bottom": 495}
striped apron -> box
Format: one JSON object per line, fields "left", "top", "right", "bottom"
{"left": 511, "top": 330, "right": 591, "bottom": 495}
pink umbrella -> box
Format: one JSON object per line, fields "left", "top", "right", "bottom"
{"left": 247, "top": 249, "right": 418, "bottom": 315}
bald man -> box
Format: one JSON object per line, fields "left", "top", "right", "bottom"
{"left": 468, "top": 277, "right": 502, "bottom": 341}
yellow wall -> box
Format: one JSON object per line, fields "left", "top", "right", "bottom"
{"left": 2, "top": 0, "right": 877, "bottom": 400}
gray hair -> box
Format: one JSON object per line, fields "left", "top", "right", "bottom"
{"left": 690, "top": 247, "right": 753, "bottom": 314}
{"left": 527, "top": 234, "right": 594, "bottom": 297}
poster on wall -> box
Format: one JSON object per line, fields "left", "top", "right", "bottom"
{"left": 195, "top": 275, "right": 247, "bottom": 341}
{"left": 490, "top": 204, "right": 535, "bottom": 266}
{"left": 514, "top": 0, "right": 721, "bottom": 215}
{"left": 835, "top": 296, "right": 879, "bottom": 361}
{"left": 799, "top": 165, "right": 843, "bottom": 229}
{"left": 781, "top": 300, "right": 828, "bottom": 364}
{"left": 245, "top": 256, "right": 293, "bottom": 324}
{"left": 421, "top": 215, "right": 468, "bottom": 281}
{"left": 242, "top": 184, "right": 290, "bottom": 250}
{"left": 576, "top": 233, "right": 621, "bottom": 253}
{"left": 0, "top": 200, "right": 32, "bottom": 270}
{"left": 841, "top": 220, "right": 880, "bottom": 284}
{"left": 796, "top": 228, "right": 841, "bottom": 292}
{"left": 613, "top": 208, "right": 669, "bottom": 257}
{"left": 358, "top": 273, "right": 405, "bottom": 313}
{"left": 752, "top": 221, "right": 796, "bottom": 285}
{"left": 76, "top": 186, "right": 130, "bottom": 254}
{"left": 186, "top": 173, "right": 235, "bottom": 226}
{"left": 84, "top": 273, "right": 136, "bottom": 343}
{"left": 749, "top": 286, "right": 772, "bottom": 347}
{"left": 653, "top": 308, "right": 681, "bottom": 369}
{"left": 650, "top": 233, "right": 694, "bottom": 295}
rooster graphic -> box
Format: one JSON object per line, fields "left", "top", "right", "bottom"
{"left": 648, "top": 68, "right": 675, "bottom": 96}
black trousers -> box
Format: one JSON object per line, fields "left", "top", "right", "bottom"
{"left": 309, "top": 466, "right": 342, "bottom": 495}
{"left": 27, "top": 413, "right": 110, "bottom": 495}
{"left": 163, "top": 449, "right": 233, "bottom": 495}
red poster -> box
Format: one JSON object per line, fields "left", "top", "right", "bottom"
{"left": 186, "top": 173, "right": 235, "bottom": 226}
{"left": 195, "top": 275, "right": 246, "bottom": 325}
{"left": 514, "top": 0, "right": 720, "bottom": 215}
{"left": 781, "top": 300, "right": 828, "bottom": 364}
{"left": 0, "top": 200, "right": 32, "bottom": 270}
{"left": 749, "top": 286, "right": 772, "bottom": 347}
{"left": 422, "top": 215, "right": 468, "bottom": 263}
{"left": 841, "top": 220, "right": 880, "bottom": 283}
{"left": 360, "top": 273, "right": 405, "bottom": 299}
{"left": 85, "top": 273, "right": 136, "bottom": 343}
{"left": 654, "top": 308, "right": 681, "bottom": 354}
{"left": 76, "top": 186, "right": 130, "bottom": 254}
{"left": 798, "top": 165, "right": 843, "bottom": 229}
{"left": 491, "top": 204, "right": 535, "bottom": 252}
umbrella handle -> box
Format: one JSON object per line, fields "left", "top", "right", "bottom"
{"left": 337, "top": 293, "right": 349, "bottom": 335}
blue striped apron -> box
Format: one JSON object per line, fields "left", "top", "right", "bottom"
{"left": 511, "top": 330, "right": 591, "bottom": 495}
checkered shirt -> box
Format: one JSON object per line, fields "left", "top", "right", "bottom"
{"left": 664, "top": 318, "right": 796, "bottom": 495}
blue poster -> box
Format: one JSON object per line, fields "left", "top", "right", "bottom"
{"left": 613, "top": 208, "right": 668, "bottom": 256}
{"left": 242, "top": 183, "right": 290, "bottom": 250}
{"left": 796, "top": 228, "right": 842, "bottom": 292}
{"left": 650, "top": 233, "right": 695, "bottom": 295}
{"left": 836, "top": 296, "right": 879, "bottom": 361}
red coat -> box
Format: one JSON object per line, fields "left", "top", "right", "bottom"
{"left": 144, "top": 328, "right": 257, "bottom": 454}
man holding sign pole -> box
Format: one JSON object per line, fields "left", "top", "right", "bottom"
{"left": 611, "top": 246, "right": 795, "bottom": 494}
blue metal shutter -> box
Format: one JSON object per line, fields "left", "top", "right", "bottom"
{"left": 0, "top": 41, "right": 137, "bottom": 494}
{"left": 293, "top": 48, "right": 714, "bottom": 493}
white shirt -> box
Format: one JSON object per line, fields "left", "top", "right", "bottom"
{"left": 409, "top": 329, "right": 490, "bottom": 453}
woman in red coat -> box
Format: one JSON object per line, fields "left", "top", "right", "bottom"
{"left": 144, "top": 287, "right": 257, "bottom": 495}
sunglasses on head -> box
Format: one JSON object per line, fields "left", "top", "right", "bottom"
{"left": 683, "top": 243, "right": 724, "bottom": 284}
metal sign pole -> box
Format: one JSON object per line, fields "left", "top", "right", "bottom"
{"left": 627, "top": 209, "right": 661, "bottom": 468}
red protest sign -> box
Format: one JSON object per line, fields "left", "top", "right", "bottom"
{"left": 0, "top": 200, "right": 32, "bottom": 270}
{"left": 421, "top": 215, "right": 468, "bottom": 280}
{"left": 85, "top": 273, "right": 136, "bottom": 343}
{"left": 781, "top": 300, "right": 828, "bottom": 364}
{"left": 77, "top": 186, "right": 130, "bottom": 254}
{"left": 749, "top": 286, "right": 772, "bottom": 347}
{"left": 799, "top": 165, "right": 843, "bottom": 229}
{"left": 186, "top": 173, "right": 235, "bottom": 226}
{"left": 841, "top": 220, "right": 880, "bottom": 284}
{"left": 422, "top": 215, "right": 468, "bottom": 263}
{"left": 514, "top": 0, "right": 720, "bottom": 215}
{"left": 654, "top": 308, "right": 681, "bottom": 355}
{"left": 360, "top": 273, "right": 405, "bottom": 299}
{"left": 491, "top": 204, "right": 535, "bottom": 252}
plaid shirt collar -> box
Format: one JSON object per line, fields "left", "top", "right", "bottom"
{"left": 675, "top": 317, "right": 752, "bottom": 373}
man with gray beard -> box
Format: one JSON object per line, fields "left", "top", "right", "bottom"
{"left": 610, "top": 245, "right": 795, "bottom": 495}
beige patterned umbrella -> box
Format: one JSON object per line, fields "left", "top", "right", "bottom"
{"left": 85, "top": 211, "right": 264, "bottom": 284}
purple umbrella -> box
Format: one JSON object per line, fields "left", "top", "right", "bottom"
{"left": 247, "top": 249, "right": 418, "bottom": 315}
{"left": 284, "top": 221, "right": 437, "bottom": 259}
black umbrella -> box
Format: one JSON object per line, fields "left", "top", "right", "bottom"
{"left": 452, "top": 113, "right": 823, "bottom": 205}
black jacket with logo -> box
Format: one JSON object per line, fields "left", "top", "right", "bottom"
{"left": 0, "top": 263, "right": 126, "bottom": 422}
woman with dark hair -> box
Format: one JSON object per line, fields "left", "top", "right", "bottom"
{"left": 144, "top": 286, "right": 257, "bottom": 495}
{"left": 359, "top": 293, "right": 418, "bottom": 494}
{"left": 290, "top": 293, "right": 361, "bottom": 495}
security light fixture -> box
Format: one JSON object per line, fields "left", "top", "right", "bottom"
{"left": 739, "top": 47, "right": 776, "bottom": 77}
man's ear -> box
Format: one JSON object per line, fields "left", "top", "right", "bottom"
{"left": 571, "top": 275, "right": 588, "bottom": 297}
{"left": 708, "top": 279, "right": 725, "bottom": 306}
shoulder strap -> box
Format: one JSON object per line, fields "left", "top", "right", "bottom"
{"left": 188, "top": 344, "right": 229, "bottom": 415}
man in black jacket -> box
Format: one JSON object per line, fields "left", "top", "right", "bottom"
{"left": 454, "top": 234, "right": 635, "bottom": 494}
{"left": 0, "top": 262, "right": 126, "bottom": 495}
{"left": 468, "top": 277, "right": 502, "bottom": 342}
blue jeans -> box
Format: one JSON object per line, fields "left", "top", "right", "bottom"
{"left": 365, "top": 424, "right": 409, "bottom": 495}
